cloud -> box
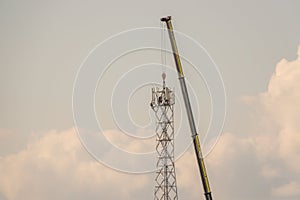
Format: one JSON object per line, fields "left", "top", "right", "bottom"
{"left": 223, "top": 45, "right": 300, "bottom": 199}
{"left": 255, "top": 46, "right": 300, "bottom": 199}
{"left": 260, "top": 50, "right": 300, "bottom": 173}
{"left": 0, "top": 129, "right": 152, "bottom": 200}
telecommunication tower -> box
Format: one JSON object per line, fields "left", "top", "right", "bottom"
{"left": 150, "top": 73, "right": 178, "bottom": 200}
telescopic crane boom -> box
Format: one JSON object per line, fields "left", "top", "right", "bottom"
{"left": 160, "top": 16, "right": 213, "bottom": 200}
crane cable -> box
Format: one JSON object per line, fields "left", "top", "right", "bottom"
{"left": 160, "top": 22, "right": 167, "bottom": 86}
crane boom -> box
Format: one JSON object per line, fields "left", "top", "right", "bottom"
{"left": 160, "top": 16, "right": 213, "bottom": 200}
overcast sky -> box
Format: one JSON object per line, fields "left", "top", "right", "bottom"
{"left": 1, "top": 1, "right": 300, "bottom": 200}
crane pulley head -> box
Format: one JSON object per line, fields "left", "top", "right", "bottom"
{"left": 160, "top": 16, "right": 172, "bottom": 22}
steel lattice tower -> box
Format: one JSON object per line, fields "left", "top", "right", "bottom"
{"left": 150, "top": 75, "right": 178, "bottom": 200}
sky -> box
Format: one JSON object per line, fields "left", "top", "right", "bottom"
{"left": 1, "top": 0, "right": 300, "bottom": 200}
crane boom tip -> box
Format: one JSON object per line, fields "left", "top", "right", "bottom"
{"left": 160, "top": 16, "right": 172, "bottom": 22}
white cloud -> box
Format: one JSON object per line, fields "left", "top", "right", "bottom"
{"left": 230, "top": 45, "right": 300, "bottom": 199}
{"left": 0, "top": 129, "right": 152, "bottom": 200}
{"left": 256, "top": 46, "right": 300, "bottom": 174}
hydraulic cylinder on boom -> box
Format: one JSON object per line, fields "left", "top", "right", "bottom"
{"left": 160, "top": 16, "right": 213, "bottom": 200}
